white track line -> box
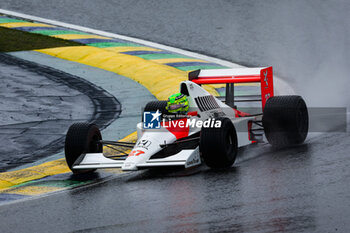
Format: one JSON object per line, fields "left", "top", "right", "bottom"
{"left": 0, "top": 8, "right": 294, "bottom": 94}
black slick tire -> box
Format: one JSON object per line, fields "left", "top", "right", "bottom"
{"left": 263, "top": 95, "right": 308, "bottom": 147}
{"left": 142, "top": 100, "right": 169, "bottom": 121}
{"left": 64, "top": 123, "right": 102, "bottom": 174}
{"left": 200, "top": 117, "right": 238, "bottom": 168}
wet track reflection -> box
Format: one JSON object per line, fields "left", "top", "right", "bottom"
{"left": 0, "top": 125, "right": 349, "bottom": 232}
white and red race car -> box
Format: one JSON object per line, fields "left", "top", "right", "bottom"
{"left": 64, "top": 67, "right": 308, "bottom": 173}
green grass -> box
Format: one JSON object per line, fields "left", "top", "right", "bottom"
{"left": 0, "top": 26, "right": 83, "bottom": 52}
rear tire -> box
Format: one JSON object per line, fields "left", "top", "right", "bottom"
{"left": 64, "top": 123, "right": 102, "bottom": 174}
{"left": 142, "top": 100, "right": 170, "bottom": 121}
{"left": 144, "top": 100, "right": 168, "bottom": 112}
{"left": 263, "top": 95, "right": 308, "bottom": 147}
{"left": 200, "top": 117, "right": 238, "bottom": 168}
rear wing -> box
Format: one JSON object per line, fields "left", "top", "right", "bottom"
{"left": 188, "top": 67, "right": 274, "bottom": 110}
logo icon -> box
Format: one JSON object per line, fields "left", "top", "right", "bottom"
{"left": 143, "top": 110, "right": 161, "bottom": 129}
{"left": 263, "top": 70, "right": 268, "bottom": 86}
{"left": 136, "top": 139, "right": 152, "bottom": 149}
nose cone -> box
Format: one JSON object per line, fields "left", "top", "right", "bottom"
{"left": 121, "top": 130, "right": 178, "bottom": 171}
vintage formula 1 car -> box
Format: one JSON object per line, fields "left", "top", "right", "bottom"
{"left": 64, "top": 67, "right": 309, "bottom": 174}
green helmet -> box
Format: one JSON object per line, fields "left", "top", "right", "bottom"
{"left": 166, "top": 93, "right": 189, "bottom": 114}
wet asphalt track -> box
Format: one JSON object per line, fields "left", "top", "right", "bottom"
{"left": 0, "top": 130, "right": 349, "bottom": 233}
{"left": 1, "top": 0, "right": 350, "bottom": 232}
{"left": 0, "top": 54, "right": 94, "bottom": 171}
{"left": 0, "top": 53, "right": 120, "bottom": 171}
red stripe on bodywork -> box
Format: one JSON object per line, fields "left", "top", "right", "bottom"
{"left": 161, "top": 118, "right": 190, "bottom": 139}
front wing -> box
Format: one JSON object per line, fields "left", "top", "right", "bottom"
{"left": 72, "top": 147, "right": 201, "bottom": 171}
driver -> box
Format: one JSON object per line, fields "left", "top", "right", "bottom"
{"left": 166, "top": 93, "right": 189, "bottom": 114}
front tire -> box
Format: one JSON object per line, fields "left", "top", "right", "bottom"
{"left": 64, "top": 123, "right": 102, "bottom": 174}
{"left": 263, "top": 95, "right": 308, "bottom": 147}
{"left": 200, "top": 117, "right": 238, "bottom": 168}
